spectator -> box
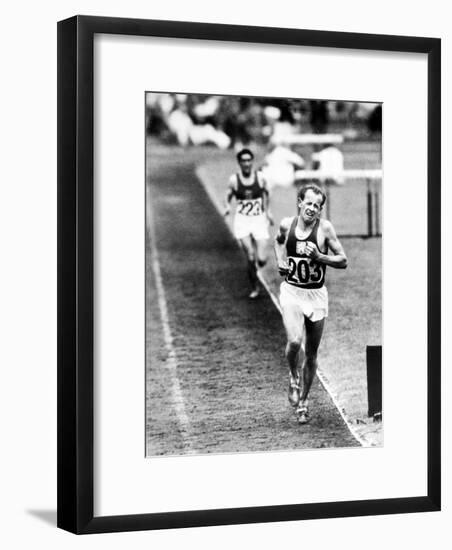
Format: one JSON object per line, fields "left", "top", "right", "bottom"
{"left": 311, "top": 143, "right": 345, "bottom": 185}
{"left": 262, "top": 142, "right": 305, "bottom": 189}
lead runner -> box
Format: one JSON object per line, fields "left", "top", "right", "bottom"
{"left": 274, "top": 184, "right": 347, "bottom": 424}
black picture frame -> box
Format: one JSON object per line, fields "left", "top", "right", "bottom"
{"left": 57, "top": 15, "right": 441, "bottom": 534}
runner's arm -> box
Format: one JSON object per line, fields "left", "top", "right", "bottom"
{"left": 305, "top": 221, "right": 347, "bottom": 268}
{"left": 274, "top": 217, "right": 292, "bottom": 275}
{"left": 223, "top": 176, "right": 236, "bottom": 216}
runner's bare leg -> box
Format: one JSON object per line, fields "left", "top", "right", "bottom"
{"left": 300, "top": 317, "right": 325, "bottom": 403}
{"left": 281, "top": 303, "right": 304, "bottom": 388}
{"left": 239, "top": 236, "right": 258, "bottom": 293}
{"left": 254, "top": 238, "right": 268, "bottom": 269}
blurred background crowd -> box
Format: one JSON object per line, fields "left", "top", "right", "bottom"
{"left": 145, "top": 93, "right": 382, "bottom": 150}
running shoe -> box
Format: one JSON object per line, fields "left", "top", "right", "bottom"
{"left": 297, "top": 404, "right": 310, "bottom": 424}
{"left": 249, "top": 289, "right": 260, "bottom": 299}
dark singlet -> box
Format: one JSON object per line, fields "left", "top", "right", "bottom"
{"left": 234, "top": 172, "right": 266, "bottom": 216}
{"left": 285, "top": 217, "right": 326, "bottom": 289}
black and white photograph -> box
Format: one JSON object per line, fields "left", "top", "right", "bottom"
{"left": 145, "top": 92, "right": 382, "bottom": 456}
{"left": 1, "top": 0, "right": 446, "bottom": 543}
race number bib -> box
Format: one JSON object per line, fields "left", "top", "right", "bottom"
{"left": 237, "top": 198, "right": 263, "bottom": 216}
{"left": 286, "top": 256, "right": 324, "bottom": 286}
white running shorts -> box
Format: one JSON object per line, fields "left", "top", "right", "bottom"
{"left": 279, "top": 281, "right": 328, "bottom": 323}
{"left": 233, "top": 213, "right": 269, "bottom": 240}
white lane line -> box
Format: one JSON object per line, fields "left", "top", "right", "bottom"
{"left": 146, "top": 190, "right": 195, "bottom": 453}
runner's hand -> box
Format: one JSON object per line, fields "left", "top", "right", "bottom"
{"left": 278, "top": 261, "right": 289, "bottom": 276}
{"left": 305, "top": 242, "right": 320, "bottom": 260}
{"left": 267, "top": 212, "right": 274, "bottom": 226}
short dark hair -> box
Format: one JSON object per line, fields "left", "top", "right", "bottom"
{"left": 236, "top": 148, "right": 254, "bottom": 162}
{"left": 297, "top": 184, "right": 326, "bottom": 206}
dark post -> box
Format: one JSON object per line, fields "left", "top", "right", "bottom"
{"left": 366, "top": 345, "right": 382, "bottom": 419}
{"left": 366, "top": 178, "right": 373, "bottom": 237}
{"left": 325, "top": 184, "right": 331, "bottom": 220}
{"left": 374, "top": 185, "right": 380, "bottom": 236}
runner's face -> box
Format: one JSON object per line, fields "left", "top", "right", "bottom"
{"left": 298, "top": 190, "right": 323, "bottom": 224}
{"left": 238, "top": 155, "right": 253, "bottom": 176}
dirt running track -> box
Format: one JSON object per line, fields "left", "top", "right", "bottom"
{"left": 146, "top": 146, "right": 358, "bottom": 456}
